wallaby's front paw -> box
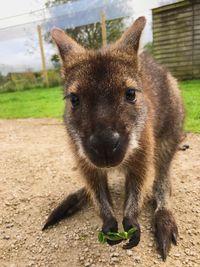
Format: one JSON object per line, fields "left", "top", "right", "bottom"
{"left": 122, "top": 217, "right": 140, "bottom": 249}
{"left": 102, "top": 218, "right": 122, "bottom": 246}
{"left": 155, "top": 209, "right": 178, "bottom": 261}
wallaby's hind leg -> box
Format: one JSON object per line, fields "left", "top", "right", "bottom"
{"left": 153, "top": 139, "right": 178, "bottom": 261}
{"left": 43, "top": 187, "right": 89, "bottom": 230}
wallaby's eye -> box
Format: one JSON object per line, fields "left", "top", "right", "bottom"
{"left": 64, "top": 93, "right": 80, "bottom": 108}
{"left": 70, "top": 93, "right": 80, "bottom": 108}
{"left": 125, "top": 88, "right": 136, "bottom": 103}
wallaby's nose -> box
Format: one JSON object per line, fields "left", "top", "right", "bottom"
{"left": 88, "top": 130, "right": 121, "bottom": 166}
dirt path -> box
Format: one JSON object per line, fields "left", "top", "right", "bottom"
{"left": 0, "top": 119, "right": 200, "bottom": 267}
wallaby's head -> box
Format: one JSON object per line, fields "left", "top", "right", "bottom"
{"left": 52, "top": 17, "right": 148, "bottom": 168}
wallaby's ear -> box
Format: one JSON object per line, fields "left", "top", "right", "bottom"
{"left": 51, "top": 28, "right": 85, "bottom": 62}
{"left": 115, "top": 16, "right": 146, "bottom": 54}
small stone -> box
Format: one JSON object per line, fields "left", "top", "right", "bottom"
{"left": 80, "top": 256, "right": 85, "bottom": 261}
{"left": 134, "top": 256, "right": 141, "bottom": 263}
{"left": 187, "top": 229, "right": 192, "bottom": 235}
{"left": 126, "top": 250, "right": 133, "bottom": 256}
{"left": 111, "top": 252, "right": 119, "bottom": 258}
{"left": 185, "top": 249, "right": 190, "bottom": 255}
{"left": 5, "top": 223, "right": 14, "bottom": 228}
{"left": 111, "top": 257, "right": 119, "bottom": 263}
{"left": 27, "top": 261, "right": 35, "bottom": 267}
{"left": 84, "top": 262, "right": 90, "bottom": 267}
{"left": 84, "top": 247, "right": 89, "bottom": 252}
{"left": 3, "top": 235, "right": 10, "bottom": 240}
{"left": 190, "top": 251, "right": 195, "bottom": 256}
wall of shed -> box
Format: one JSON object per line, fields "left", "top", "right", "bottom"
{"left": 152, "top": 0, "right": 200, "bottom": 80}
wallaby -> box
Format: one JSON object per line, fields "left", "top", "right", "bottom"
{"left": 43, "top": 17, "right": 184, "bottom": 261}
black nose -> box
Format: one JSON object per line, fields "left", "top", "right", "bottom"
{"left": 88, "top": 130, "right": 121, "bottom": 166}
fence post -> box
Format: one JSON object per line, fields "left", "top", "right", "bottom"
{"left": 37, "top": 25, "right": 49, "bottom": 87}
{"left": 101, "top": 11, "right": 107, "bottom": 47}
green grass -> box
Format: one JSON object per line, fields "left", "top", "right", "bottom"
{"left": 0, "top": 81, "right": 199, "bottom": 133}
{"left": 180, "top": 80, "right": 200, "bottom": 133}
{"left": 0, "top": 86, "right": 64, "bottom": 119}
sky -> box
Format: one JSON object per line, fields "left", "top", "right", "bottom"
{"left": 0, "top": 0, "right": 49, "bottom": 73}
{"left": 0, "top": 0, "right": 173, "bottom": 73}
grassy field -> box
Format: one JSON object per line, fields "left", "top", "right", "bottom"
{"left": 0, "top": 80, "right": 199, "bottom": 133}
{"left": 180, "top": 80, "right": 200, "bottom": 133}
{"left": 0, "top": 86, "right": 64, "bottom": 119}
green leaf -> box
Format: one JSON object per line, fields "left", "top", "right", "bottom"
{"left": 127, "top": 227, "right": 137, "bottom": 239}
{"left": 98, "top": 227, "right": 137, "bottom": 244}
{"left": 98, "top": 231, "right": 106, "bottom": 244}
{"left": 117, "top": 231, "right": 128, "bottom": 239}
{"left": 105, "top": 232, "right": 123, "bottom": 241}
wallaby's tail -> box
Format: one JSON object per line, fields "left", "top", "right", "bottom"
{"left": 42, "top": 187, "right": 89, "bottom": 230}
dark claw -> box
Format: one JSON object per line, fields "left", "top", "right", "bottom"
{"left": 102, "top": 217, "right": 122, "bottom": 246}
{"left": 179, "top": 144, "right": 189, "bottom": 151}
{"left": 160, "top": 241, "right": 168, "bottom": 261}
{"left": 172, "top": 231, "right": 178, "bottom": 246}
{"left": 155, "top": 209, "right": 178, "bottom": 261}
{"left": 122, "top": 217, "right": 140, "bottom": 249}
{"left": 107, "top": 239, "right": 122, "bottom": 246}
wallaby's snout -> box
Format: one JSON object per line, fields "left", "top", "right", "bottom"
{"left": 86, "top": 129, "right": 127, "bottom": 168}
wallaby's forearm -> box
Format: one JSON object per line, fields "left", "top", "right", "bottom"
{"left": 81, "top": 166, "right": 115, "bottom": 222}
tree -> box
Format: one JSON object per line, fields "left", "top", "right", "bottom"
{"left": 46, "top": 0, "right": 72, "bottom": 7}
{"left": 0, "top": 72, "right": 5, "bottom": 86}
{"left": 64, "top": 18, "right": 125, "bottom": 49}
{"left": 144, "top": 42, "right": 154, "bottom": 56}
{"left": 51, "top": 54, "right": 60, "bottom": 69}
{"left": 46, "top": 0, "right": 126, "bottom": 65}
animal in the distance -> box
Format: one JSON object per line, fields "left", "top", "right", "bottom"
{"left": 43, "top": 17, "right": 184, "bottom": 261}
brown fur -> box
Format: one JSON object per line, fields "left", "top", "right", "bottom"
{"left": 43, "top": 17, "right": 184, "bottom": 260}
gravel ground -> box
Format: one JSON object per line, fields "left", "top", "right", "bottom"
{"left": 0, "top": 119, "right": 200, "bottom": 267}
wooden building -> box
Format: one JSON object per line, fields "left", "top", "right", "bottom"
{"left": 152, "top": 0, "right": 200, "bottom": 80}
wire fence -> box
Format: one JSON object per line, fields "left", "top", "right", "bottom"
{"left": 0, "top": 0, "right": 134, "bottom": 92}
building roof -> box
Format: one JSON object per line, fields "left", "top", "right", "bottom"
{"left": 152, "top": 0, "right": 191, "bottom": 14}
